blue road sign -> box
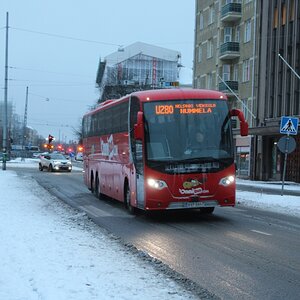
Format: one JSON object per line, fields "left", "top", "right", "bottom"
{"left": 280, "top": 116, "right": 299, "bottom": 135}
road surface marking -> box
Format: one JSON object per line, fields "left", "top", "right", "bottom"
{"left": 251, "top": 229, "right": 272, "bottom": 236}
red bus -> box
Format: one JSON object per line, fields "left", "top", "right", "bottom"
{"left": 82, "top": 89, "right": 248, "bottom": 214}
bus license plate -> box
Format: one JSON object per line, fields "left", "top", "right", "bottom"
{"left": 183, "top": 201, "right": 217, "bottom": 208}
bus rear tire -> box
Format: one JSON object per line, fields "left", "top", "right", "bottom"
{"left": 199, "top": 207, "right": 215, "bottom": 214}
{"left": 94, "top": 176, "right": 101, "bottom": 199}
{"left": 90, "top": 172, "right": 94, "bottom": 193}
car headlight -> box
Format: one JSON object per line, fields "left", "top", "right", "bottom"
{"left": 147, "top": 178, "right": 167, "bottom": 190}
{"left": 219, "top": 175, "right": 235, "bottom": 186}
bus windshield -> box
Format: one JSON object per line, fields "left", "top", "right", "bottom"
{"left": 143, "top": 99, "right": 233, "bottom": 172}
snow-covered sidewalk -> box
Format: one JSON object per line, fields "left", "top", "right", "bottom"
{"left": 236, "top": 178, "right": 300, "bottom": 217}
{"left": 0, "top": 167, "right": 197, "bottom": 300}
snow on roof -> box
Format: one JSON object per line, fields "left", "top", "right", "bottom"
{"left": 105, "top": 41, "right": 181, "bottom": 66}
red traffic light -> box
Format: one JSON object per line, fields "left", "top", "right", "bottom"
{"left": 48, "top": 134, "right": 54, "bottom": 143}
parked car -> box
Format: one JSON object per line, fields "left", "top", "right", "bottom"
{"left": 32, "top": 152, "right": 44, "bottom": 158}
{"left": 75, "top": 152, "right": 83, "bottom": 161}
{"left": 39, "top": 153, "right": 72, "bottom": 172}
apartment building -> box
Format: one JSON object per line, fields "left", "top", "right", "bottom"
{"left": 194, "top": 0, "right": 256, "bottom": 177}
{"left": 254, "top": 0, "right": 300, "bottom": 182}
{"left": 194, "top": 0, "right": 300, "bottom": 183}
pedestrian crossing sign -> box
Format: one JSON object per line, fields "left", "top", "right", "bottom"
{"left": 280, "top": 116, "right": 299, "bottom": 135}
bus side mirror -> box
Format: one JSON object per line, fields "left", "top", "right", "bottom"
{"left": 230, "top": 109, "right": 249, "bottom": 136}
{"left": 240, "top": 121, "right": 248, "bottom": 137}
{"left": 134, "top": 111, "right": 144, "bottom": 140}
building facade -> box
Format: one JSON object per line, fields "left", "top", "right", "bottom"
{"left": 96, "top": 42, "right": 181, "bottom": 102}
{"left": 194, "top": 0, "right": 300, "bottom": 182}
{"left": 253, "top": 0, "right": 300, "bottom": 182}
{"left": 194, "top": 0, "right": 257, "bottom": 177}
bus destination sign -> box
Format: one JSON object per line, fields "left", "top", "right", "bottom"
{"left": 155, "top": 103, "right": 217, "bottom": 115}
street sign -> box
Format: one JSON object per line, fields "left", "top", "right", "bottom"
{"left": 277, "top": 136, "right": 296, "bottom": 154}
{"left": 276, "top": 134, "right": 297, "bottom": 196}
{"left": 280, "top": 116, "right": 299, "bottom": 135}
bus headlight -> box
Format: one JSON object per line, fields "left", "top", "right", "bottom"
{"left": 147, "top": 178, "right": 167, "bottom": 190}
{"left": 219, "top": 175, "right": 235, "bottom": 186}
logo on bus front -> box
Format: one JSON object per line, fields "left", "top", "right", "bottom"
{"left": 179, "top": 178, "right": 209, "bottom": 195}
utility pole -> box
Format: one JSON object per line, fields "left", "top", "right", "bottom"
{"left": 2, "top": 12, "right": 9, "bottom": 171}
{"left": 21, "top": 87, "right": 29, "bottom": 161}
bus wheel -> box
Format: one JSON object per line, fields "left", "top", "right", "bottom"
{"left": 95, "top": 176, "right": 101, "bottom": 199}
{"left": 125, "top": 186, "right": 136, "bottom": 215}
{"left": 90, "top": 173, "right": 94, "bottom": 193}
{"left": 199, "top": 207, "right": 215, "bottom": 214}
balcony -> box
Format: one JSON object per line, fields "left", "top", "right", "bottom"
{"left": 219, "top": 42, "right": 240, "bottom": 60}
{"left": 218, "top": 80, "right": 239, "bottom": 95}
{"left": 221, "top": 3, "right": 242, "bottom": 22}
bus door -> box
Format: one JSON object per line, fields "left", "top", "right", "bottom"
{"left": 129, "top": 97, "right": 145, "bottom": 209}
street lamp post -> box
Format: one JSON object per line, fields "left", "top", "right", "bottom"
{"left": 2, "top": 12, "right": 9, "bottom": 170}
{"left": 21, "top": 87, "right": 29, "bottom": 161}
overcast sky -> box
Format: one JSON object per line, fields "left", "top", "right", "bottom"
{"left": 0, "top": 1, "right": 195, "bottom": 142}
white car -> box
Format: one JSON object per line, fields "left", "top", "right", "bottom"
{"left": 75, "top": 152, "right": 83, "bottom": 161}
{"left": 39, "top": 153, "right": 72, "bottom": 172}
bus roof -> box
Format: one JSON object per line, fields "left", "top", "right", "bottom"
{"left": 130, "top": 88, "right": 227, "bottom": 102}
{"left": 83, "top": 89, "right": 227, "bottom": 117}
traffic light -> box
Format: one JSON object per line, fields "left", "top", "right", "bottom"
{"left": 48, "top": 134, "right": 54, "bottom": 144}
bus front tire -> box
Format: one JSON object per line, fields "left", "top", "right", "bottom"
{"left": 125, "top": 186, "right": 136, "bottom": 215}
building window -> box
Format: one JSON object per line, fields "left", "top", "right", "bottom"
{"left": 224, "top": 27, "right": 232, "bottom": 43}
{"left": 223, "top": 64, "right": 230, "bottom": 81}
{"left": 200, "top": 76, "right": 206, "bottom": 89}
{"left": 242, "top": 98, "right": 252, "bottom": 121}
{"left": 235, "top": 26, "right": 240, "bottom": 42}
{"left": 289, "top": 0, "right": 295, "bottom": 21}
{"left": 274, "top": 7, "right": 278, "bottom": 28}
{"left": 282, "top": 3, "right": 286, "bottom": 25}
{"left": 244, "top": 19, "right": 251, "bottom": 43}
{"left": 199, "top": 12, "right": 204, "bottom": 30}
{"left": 198, "top": 46, "right": 202, "bottom": 62}
{"left": 208, "top": 5, "right": 215, "bottom": 25}
{"left": 242, "top": 59, "right": 250, "bottom": 82}
{"left": 233, "top": 64, "right": 239, "bottom": 81}
{"left": 197, "top": 77, "right": 201, "bottom": 88}
{"left": 207, "top": 73, "right": 213, "bottom": 89}
{"left": 207, "top": 39, "right": 213, "bottom": 58}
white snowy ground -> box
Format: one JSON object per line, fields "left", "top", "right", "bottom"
{"left": 1, "top": 158, "right": 300, "bottom": 299}
{"left": 237, "top": 178, "right": 300, "bottom": 217}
